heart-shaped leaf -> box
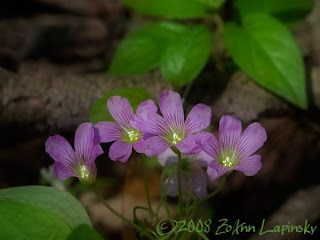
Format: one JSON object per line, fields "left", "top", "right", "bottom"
{"left": 109, "top": 21, "right": 189, "bottom": 75}
{"left": 223, "top": 14, "right": 307, "bottom": 108}
{"left": 235, "top": 0, "right": 313, "bottom": 25}
{"left": 0, "top": 186, "right": 92, "bottom": 240}
{"left": 124, "top": 0, "right": 213, "bottom": 19}
{"left": 67, "top": 224, "right": 104, "bottom": 240}
{"left": 160, "top": 25, "right": 212, "bottom": 87}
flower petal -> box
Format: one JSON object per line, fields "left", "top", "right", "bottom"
{"left": 238, "top": 122, "right": 267, "bottom": 158}
{"left": 95, "top": 121, "right": 122, "bottom": 142}
{"left": 107, "top": 96, "right": 134, "bottom": 127}
{"left": 165, "top": 173, "right": 178, "bottom": 197}
{"left": 131, "top": 111, "right": 168, "bottom": 136}
{"left": 175, "top": 135, "right": 201, "bottom": 155}
{"left": 165, "top": 173, "right": 192, "bottom": 197}
{"left": 144, "top": 136, "right": 170, "bottom": 157}
{"left": 185, "top": 104, "right": 212, "bottom": 134}
{"left": 89, "top": 127, "right": 104, "bottom": 164}
{"left": 159, "top": 90, "right": 184, "bottom": 131}
{"left": 45, "top": 135, "right": 75, "bottom": 165}
{"left": 136, "top": 99, "right": 158, "bottom": 115}
{"left": 75, "top": 123, "right": 102, "bottom": 163}
{"left": 207, "top": 160, "right": 230, "bottom": 180}
{"left": 219, "top": 115, "right": 242, "bottom": 149}
{"left": 233, "top": 154, "right": 262, "bottom": 176}
{"left": 133, "top": 138, "right": 146, "bottom": 153}
{"left": 158, "top": 148, "right": 178, "bottom": 166}
{"left": 53, "top": 162, "right": 78, "bottom": 180}
{"left": 192, "top": 151, "right": 213, "bottom": 168}
{"left": 109, "top": 141, "right": 132, "bottom": 162}
{"left": 85, "top": 162, "right": 97, "bottom": 182}
{"left": 199, "top": 132, "right": 220, "bottom": 159}
{"left": 191, "top": 168, "right": 208, "bottom": 199}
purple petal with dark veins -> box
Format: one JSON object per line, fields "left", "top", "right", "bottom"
{"left": 185, "top": 104, "right": 211, "bottom": 134}
{"left": 45, "top": 135, "right": 75, "bottom": 165}
{"left": 131, "top": 111, "right": 168, "bottom": 136}
{"left": 233, "top": 154, "right": 262, "bottom": 176}
{"left": 199, "top": 132, "right": 220, "bottom": 159}
{"left": 109, "top": 140, "right": 132, "bottom": 162}
{"left": 74, "top": 123, "right": 103, "bottom": 164}
{"left": 144, "top": 136, "right": 170, "bottom": 157}
{"left": 136, "top": 99, "right": 158, "bottom": 115}
{"left": 107, "top": 96, "right": 134, "bottom": 128}
{"left": 207, "top": 160, "right": 231, "bottom": 180}
{"left": 53, "top": 162, "right": 78, "bottom": 180}
{"left": 175, "top": 135, "right": 201, "bottom": 155}
{"left": 159, "top": 90, "right": 185, "bottom": 131}
{"left": 238, "top": 122, "right": 267, "bottom": 159}
{"left": 133, "top": 138, "right": 146, "bottom": 153}
{"left": 95, "top": 121, "right": 122, "bottom": 143}
{"left": 219, "top": 115, "right": 241, "bottom": 150}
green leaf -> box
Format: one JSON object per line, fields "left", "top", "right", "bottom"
{"left": 67, "top": 225, "right": 104, "bottom": 240}
{"left": 160, "top": 24, "right": 212, "bottom": 87}
{"left": 196, "top": 0, "right": 227, "bottom": 9}
{"left": 89, "top": 87, "right": 154, "bottom": 123}
{"left": 223, "top": 14, "right": 307, "bottom": 109}
{"left": 0, "top": 201, "right": 71, "bottom": 240}
{"left": 235, "top": 0, "right": 313, "bottom": 25}
{"left": 0, "top": 186, "right": 92, "bottom": 229}
{"left": 124, "top": 0, "right": 213, "bottom": 19}
{"left": 109, "top": 21, "right": 189, "bottom": 75}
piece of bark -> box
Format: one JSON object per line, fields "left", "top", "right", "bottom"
{"left": 248, "top": 185, "right": 320, "bottom": 240}
{"left": 0, "top": 14, "right": 116, "bottom": 71}
{"left": 26, "top": 15, "right": 108, "bottom": 60}
{"left": 211, "top": 72, "right": 291, "bottom": 123}
{"left": 311, "top": 66, "right": 320, "bottom": 108}
{"left": 4, "top": 0, "right": 118, "bottom": 17}
{"left": 309, "top": 0, "right": 320, "bottom": 65}
{"left": 0, "top": 63, "right": 170, "bottom": 130}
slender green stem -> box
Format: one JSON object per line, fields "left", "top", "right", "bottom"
{"left": 93, "top": 188, "right": 156, "bottom": 240}
{"left": 176, "top": 150, "right": 184, "bottom": 217}
{"left": 188, "top": 174, "right": 228, "bottom": 221}
{"left": 141, "top": 155, "right": 155, "bottom": 221}
{"left": 133, "top": 206, "right": 149, "bottom": 223}
{"left": 197, "top": 231, "right": 210, "bottom": 240}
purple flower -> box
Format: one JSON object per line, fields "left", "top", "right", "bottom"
{"left": 45, "top": 123, "right": 103, "bottom": 184}
{"left": 95, "top": 96, "right": 156, "bottom": 162}
{"left": 200, "top": 115, "right": 267, "bottom": 180}
{"left": 131, "top": 90, "right": 212, "bottom": 156}
{"left": 158, "top": 149, "right": 212, "bottom": 199}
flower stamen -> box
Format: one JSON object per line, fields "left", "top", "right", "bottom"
{"left": 122, "top": 128, "right": 142, "bottom": 144}
{"left": 218, "top": 150, "right": 239, "bottom": 168}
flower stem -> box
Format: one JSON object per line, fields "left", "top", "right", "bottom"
{"left": 141, "top": 155, "right": 155, "bottom": 222}
{"left": 93, "top": 188, "right": 156, "bottom": 240}
{"left": 188, "top": 174, "right": 228, "bottom": 221}
{"left": 176, "top": 149, "right": 184, "bottom": 217}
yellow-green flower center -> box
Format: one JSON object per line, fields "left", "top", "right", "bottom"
{"left": 75, "top": 164, "right": 96, "bottom": 185}
{"left": 165, "top": 129, "right": 185, "bottom": 145}
{"left": 80, "top": 165, "right": 89, "bottom": 179}
{"left": 122, "top": 128, "right": 142, "bottom": 144}
{"left": 217, "top": 150, "right": 239, "bottom": 168}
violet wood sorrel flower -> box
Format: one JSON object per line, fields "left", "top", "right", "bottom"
{"left": 45, "top": 123, "right": 103, "bottom": 185}
{"left": 159, "top": 149, "right": 212, "bottom": 199}
{"left": 95, "top": 96, "right": 156, "bottom": 162}
{"left": 200, "top": 115, "right": 267, "bottom": 179}
{"left": 131, "top": 90, "right": 212, "bottom": 156}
